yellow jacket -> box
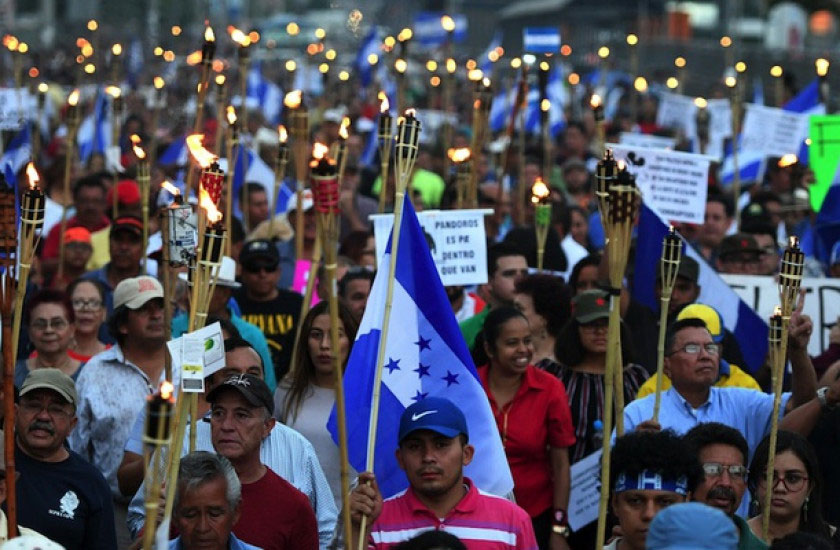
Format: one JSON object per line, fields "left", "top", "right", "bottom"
{"left": 635, "top": 360, "right": 761, "bottom": 400}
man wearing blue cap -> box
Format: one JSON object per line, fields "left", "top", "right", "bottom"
{"left": 645, "top": 502, "right": 738, "bottom": 550}
{"left": 348, "top": 397, "right": 537, "bottom": 549}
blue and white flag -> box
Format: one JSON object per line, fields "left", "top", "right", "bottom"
{"left": 524, "top": 64, "right": 566, "bottom": 136}
{"left": 752, "top": 76, "right": 764, "bottom": 106}
{"left": 1, "top": 123, "right": 31, "bottom": 188}
{"left": 125, "top": 39, "right": 144, "bottom": 89}
{"left": 413, "top": 12, "right": 467, "bottom": 48}
{"left": 229, "top": 145, "right": 292, "bottom": 216}
{"left": 77, "top": 90, "right": 110, "bottom": 163}
{"left": 330, "top": 198, "right": 514, "bottom": 498}
{"left": 719, "top": 137, "right": 766, "bottom": 186}
{"left": 360, "top": 121, "right": 379, "bottom": 168}
{"left": 489, "top": 86, "right": 516, "bottom": 133}
{"left": 159, "top": 136, "right": 188, "bottom": 166}
{"left": 479, "top": 31, "right": 502, "bottom": 75}
{"left": 523, "top": 27, "right": 560, "bottom": 54}
{"left": 247, "top": 62, "right": 283, "bottom": 125}
{"left": 355, "top": 28, "right": 381, "bottom": 87}
{"left": 784, "top": 79, "right": 823, "bottom": 114}
{"left": 633, "top": 202, "right": 768, "bottom": 373}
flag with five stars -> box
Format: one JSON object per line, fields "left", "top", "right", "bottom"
{"left": 329, "top": 198, "right": 514, "bottom": 498}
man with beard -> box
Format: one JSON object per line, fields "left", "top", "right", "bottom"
{"left": 348, "top": 397, "right": 537, "bottom": 549}
{"left": 15, "top": 369, "right": 117, "bottom": 549}
{"left": 683, "top": 422, "right": 768, "bottom": 549}
{"left": 83, "top": 215, "right": 147, "bottom": 314}
{"left": 69, "top": 276, "right": 168, "bottom": 546}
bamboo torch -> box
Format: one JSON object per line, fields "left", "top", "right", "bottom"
{"left": 377, "top": 92, "right": 393, "bottom": 213}
{"left": 106, "top": 85, "right": 123, "bottom": 218}
{"left": 229, "top": 26, "right": 251, "bottom": 131}
{"left": 591, "top": 94, "right": 605, "bottom": 157}
{"left": 284, "top": 90, "right": 309, "bottom": 261}
{"left": 725, "top": 75, "right": 741, "bottom": 229}
{"left": 34, "top": 82, "right": 48, "bottom": 161}
{"left": 131, "top": 135, "right": 150, "bottom": 271}
{"left": 448, "top": 147, "right": 471, "bottom": 209}
{"left": 469, "top": 77, "right": 493, "bottom": 208}
{"left": 816, "top": 58, "right": 830, "bottom": 113}
{"left": 223, "top": 106, "right": 239, "bottom": 254}
{"left": 184, "top": 25, "right": 216, "bottom": 201}
{"left": 310, "top": 143, "right": 353, "bottom": 547}
{"left": 57, "top": 89, "right": 81, "bottom": 284}
{"left": 595, "top": 159, "right": 640, "bottom": 550}
{"left": 358, "top": 110, "right": 421, "bottom": 549}
{"left": 0, "top": 181, "right": 19, "bottom": 540}
{"left": 531, "top": 177, "right": 551, "bottom": 271}
{"left": 763, "top": 307, "right": 784, "bottom": 540}
{"left": 213, "top": 75, "right": 227, "bottom": 157}
{"left": 269, "top": 125, "right": 290, "bottom": 237}
{"left": 762, "top": 238, "right": 804, "bottom": 539}
{"left": 694, "top": 98, "right": 710, "bottom": 156}
{"left": 652, "top": 227, "right": 683, "bottom": 422}
{"left": 140, "top": 381, "right": 175, "bottom": 550}
{"left": 149, "top": 76, "right": 165, "bottom": 169}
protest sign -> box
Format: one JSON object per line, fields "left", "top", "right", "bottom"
{"left": 808, "top": 115, "right": 840, "bottom": 212}
{"left": 618, "top": 132, "right": 676, "bottom": 150}
{"left": 655, "top": 92, "right": 697, "bottom": 138}
{"left": 0, "top": 88, "right": 26, "bottom": 130}
{"left": 741, "top": 104, "right": 810, "bottom": 158}
{"left": 166, "top": 322, "right": 225, "bottom": 392}
{"left": 609, "top": 144, "right": 711, "bottom": 224}
{"left": 721, "top": 274, "right": 840, "bottom": 357}
{"left": 371, "top": 209, "right": 490, "bottom": 286}
{"left": 569, "top": 449, "right": 602, "bottom": 531}
{"left": 705, "top": 98, "right": 733, "bottom": 161}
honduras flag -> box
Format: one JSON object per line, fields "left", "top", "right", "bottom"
{"left": 489, "top": 86, "right": 516, "bottom": 133}
{"left": 479, "top": 31, "right": 502, "bottom": 76}
{"left": 633, "top": 202, "right": 768, "bottom": 373}
{"left": 229, "top": 145, "right": 292, "bottom": 216}
{"left": 355, "top": 28, "right": 381, "bottom": 88}
{"left": 720, "top": 137, "right": 766, "bottom": 186}
{"left": 524, "top": 65, "right": 566, "bottom": 136}
{"left": 159, "top": 135, "right": 188, "bottom": 166}
{"left": 330, "top": 199, "right": 514, "bottom": 498}
{"left": 360, "top": 120, "right": 379, "bottom": 167}
{"left": 1, "top": 124, "right": 32, "bottom": 187}
{"left": 77, "top": 90, "right": 110, "bottom": 163}
{"left": 247, "top": 62, "right": 283, "bottom": 125}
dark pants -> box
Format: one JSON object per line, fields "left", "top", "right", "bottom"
{"left": 532, "top": 508, "right": 552, "bottom": 550}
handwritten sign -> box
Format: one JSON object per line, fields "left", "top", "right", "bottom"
{"left": 656, "top": 92, "right": 697, "bottom": 138}
{"left": 721, "top": 274, "right": 840, "bottom": 357}
{"left": 569, "top": 449, "right": 603, "bottom": 531}
{"left": 371, "top": 209, "right": 490, "bottom": 286}
{"left": 609, "top": 144, "right": 711, "bottom": 224}
{"left": 741, "top": 104, "right": 810, "bottom": 158}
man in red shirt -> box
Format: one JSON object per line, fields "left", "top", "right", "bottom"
{"left": 348, "top": 397, "right": 537, "bottom": 550}
{"left": 206, "top": 374, "right": 318, "bottom": 550}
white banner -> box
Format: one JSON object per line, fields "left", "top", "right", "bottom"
{"left": 371, "top": 209, "right": 490, "bottom": 287}
{"left": 618, "top": 132, "right": 676, "bottom": 150}
{"left": 721, "top": 274, "right": 840, "bottom": 357}
{"left": 610, "top": 144, "right": 711, "bottom": 224}
{"left": 741, "top": 104, "right": 811, "bottom": 158}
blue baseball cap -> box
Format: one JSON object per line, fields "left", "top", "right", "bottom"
{"left": 398, "top": 397, "right": 469, "bottom": 443}
{"left": 646, "top": 502, "right": 738, "bottom": 550}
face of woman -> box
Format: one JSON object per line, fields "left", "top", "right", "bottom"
{"left": 29, "top": 303, "right": 74, "bottom": 355}
{"left": 70, "top": 281, "right": 105, "bottom": 335}
{"left": 575, "top": 265, "right": 599, "bottom": 294}
{"left": 488, "top": 317, "right": 533, "bottom": 376}
{"left": 513, "top": 293, "right": 545, "bottom": 336}
{"left": 570, "top": 210, "right": 589, "bottom": 246}
{"left": 578, "top": 318, "right": 608, "bottom": 355}
{"left": 756, "top": 450, "right": 811, "bottom": 521}
{"left": 307, "top": 313, "right": 350, "bottom": 379}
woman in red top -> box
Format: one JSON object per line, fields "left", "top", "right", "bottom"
{"left": 477, "top": 306, "right": 576, "bottom": 550}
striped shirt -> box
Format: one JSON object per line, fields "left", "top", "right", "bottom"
{"left": 368, "top": 478, "right": 537, "bottom": 550}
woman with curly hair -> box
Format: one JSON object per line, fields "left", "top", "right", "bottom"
{"left": 274, "top": 300, "right": 359, "bottom": 511}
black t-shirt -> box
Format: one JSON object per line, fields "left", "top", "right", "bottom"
{"left": 14, "top": 444, "right": 116, "bottom": 550}
{"left": 235, "top": 289, "right": 304, "bottom": 381}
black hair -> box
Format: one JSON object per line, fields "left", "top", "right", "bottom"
{"left": 239, "top": 182, "right": 266, "bottom": 205}
{"left": 480, "top": 306, "right": 527, "bottom": 359}
{"left": 107, "top": 305, "right": 131, "bottom": 346}
{"left": 551, "top": 203, "right": 572, "bottom": 235}
{"left": 683, "top": 422, "right": 749, "bottom": 469}
{"left": 556, "top": 316, "right": 635, "bottom": 367}
{"left": 610, "top": 429, "right": 703, "bottom": 495}
{"left": 486, "top": 242, "right": 526, "bottom": 278}
{"left": 769, "top": 532, "right": 833, "bottom": 550}
{"left": 664, "top": 317, "right": 709, "bottom": 355}
{"left": 564, "top": 120, "right": 587, "bottom": 135}
{"left": 72, "top": 174, "right": 107, "bottom": 199}
{"left": 394, "top": 531, "right": 467, "bottom": 550}
{"left": 223, "top": 336, "right": 259, "bottom": 362}
{"left": 748, "top": 431, "right": 831, "bottom": 540}
{"left": 338, "top": 267, "right": 375, "bottom": 298}
{"left": 230, "top": 216, "right": 246, "bottom": 245}
{"left": 513, "top": 274, "right": 572, "bottom": 338}
{"left": 208, "top": 316, "right": 241, "bottom": 340}
{"left": 502, "top": 226, "right": 568, "bottom": 272}
{"left": 706, "top": 189, "right": 735, "bottom": 218}
{"left": 569, "top": 253, "right": 601, "bottom": 294}
{"left": 25, "top": 288, "right": 75, "bottom": 326}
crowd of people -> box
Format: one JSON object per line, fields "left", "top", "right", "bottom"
{"left": 3, "top": 15, "right": 840, "bottom": 550}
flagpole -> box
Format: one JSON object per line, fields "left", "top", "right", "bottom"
{"left": 358, "top": 110, "right": 421, "bottom": 550}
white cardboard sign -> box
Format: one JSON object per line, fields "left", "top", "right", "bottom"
{"left": 741, "top": 104, "right": 811, "bottom": 158}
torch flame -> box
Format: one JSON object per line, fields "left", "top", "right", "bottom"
{"left": 132, "top": 136, "right": 146, "bottom": 160}
{"left": 278, "top": 125, "right": 288, "bottom": 143}
{"left": 773, "top": 305, "right": 782, "bottom": 317}
{"left": 530, "top": 177, "right": 550, "bottom": 204}
{"left": 161, "top": 180, "right": 180, "bottom": 196}
{"left": 379, "top": 91, "right": 390, "bottom": 113}
{"left": 404, "top": 108, "right": 417, "bottom": 118}
{"left": 154, "top": 76, "right": 165, "bottom": 89}
{"left": 312, "top": 142, "right": 329, "bottom": 161}
{"left": 778, "top": 154, "right": 798, "bottom": 168}
{"left": 68, "top": 89, "right": 80, "bottom": 106}
{"left": 226, "top": 106, "right": 237, "bottom": 125}
{"left": 205, "top": 26, "right": 215, "bottom": 42}
{"left": 447, "top": 147, "right": 471, "bottom": 163}
{"left": 215, "top": 74, "right": 225, "bottom": 86}
{"left": 590, "top": 94, "right": 602, "bottom": 108}
{"left": 186, "top": 134, "right": 217, "bottom": 168}
{"left": 105, "top": 85, "right": 121, "bottom": 99}
{"left": 186, "top": 50, "right": 203, "bottom": 66}
{"left": 339, "top": 117, "right": 350, "bottom": 140}
{"left": 199, "top": 187, "right": 223, "bottom": 223}
{"left": 160, "top": 381, "right": 175, "bottom": 401}
{"left": 284, "top": 90, "right": 302, "bottom": 109}
{"left": 25, "top": 162, "right": 39, "bottom": 190}
{"left": 788, "top": 236, "right": 798, "bottom": 249}
{"left": 229, "top": 27, "right": 247, "bottom": 45}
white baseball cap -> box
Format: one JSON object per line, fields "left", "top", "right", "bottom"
{"left": 113, "top": 276, "right": 164, "bottom": 310}
{"left": 286, "top": 188, "right": 314, "bottom": 214}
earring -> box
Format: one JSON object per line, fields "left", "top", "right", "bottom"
{"left": 803, "top": 497, "right": 810, "bottom": 522}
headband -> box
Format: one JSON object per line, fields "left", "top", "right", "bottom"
{"left": 614, "top": 470, "right": 689, "bottom": 495}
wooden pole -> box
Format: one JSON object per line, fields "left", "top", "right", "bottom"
{"left": 269, "top": 132, "right": 289, "bottom": 237}
{"left": 0, "top": 186, "right": 18, "bottom": 540}
{"left": 653, "top": 228, "right": 682, "bottom": 422}
{"left": 57, "top": 101, "right": 80, "bottom": 284}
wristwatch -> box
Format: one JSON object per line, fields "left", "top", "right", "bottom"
{"left": 552, "top": 509, "right": 569, "bottom": 537}
{"left": 817, "top": 386, "right": 838, "bottom": 410}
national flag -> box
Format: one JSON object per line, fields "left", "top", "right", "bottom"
{"left": 633, "top": 202, "right": 768, "bottom": 373}
{"left": 355, "top": 28, "right": 381, "bottom": 88}
{"left": 247, "top": 62, "right": 283, "bottom": 125}
{"left": 77, "top": 90, "right": 110, "bottom": 163}
{"left": 489, "top": 86, "right": 515, "bottom": 133}
{"left": 0, "top": 124, "right": 32, "bottom": 188}
{"left": 159, "top": 136, "right": 188, "bottom": 166}
{"left": 412, "top": 12, "right": 467, "bottom": 48}
{"left": 524, "top": 64, "right": 566, "bottom": 136}
{"left": 125, "top": 39, "right": 144, "bottom": 89}
{"left": 228, "top": 145, "right": 292, "bottom": 216}
{"left": 329, "top": 198, "right": 514, "bottom": 498}
{"left": 360, "top": 120, "right": 379, "bottom": 168}
{"left": 522, "top": 27, "right": 560, "bottom": 54}
{"left": 752, "top": 76, "right": 764, "bottom": 106}
{"left": 784, "top": 79, "right": 824, "bottom": 114}
{"left": 479, "top": 31, "right": 502, "bottom": 75}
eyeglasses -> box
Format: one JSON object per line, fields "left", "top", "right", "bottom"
{"left": 580, "top": 320, "right": 608, "bottom": 332}
{"left": 30, "top": 318, "right": 69, "bottom": 332}
{"left": 243, "top": 263, "right": 278, "bottom": 274}
{"left": 72, "top": 299, "right": 103, "bottom": 311}
{"left": 19, "top": 399, "right": 73, "bottom": 419}
{"left": 758, "top": 471, "right": 809, "bottom": 492}
{"left": 668, "top": 343, "right": 720, "bottom": 356}
{"left": 702, "top": 462, "right": 748, "bottom": 481}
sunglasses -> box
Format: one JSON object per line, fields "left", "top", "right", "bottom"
{"left": 243, "top": 263, "right": 278, "bottom": 274}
